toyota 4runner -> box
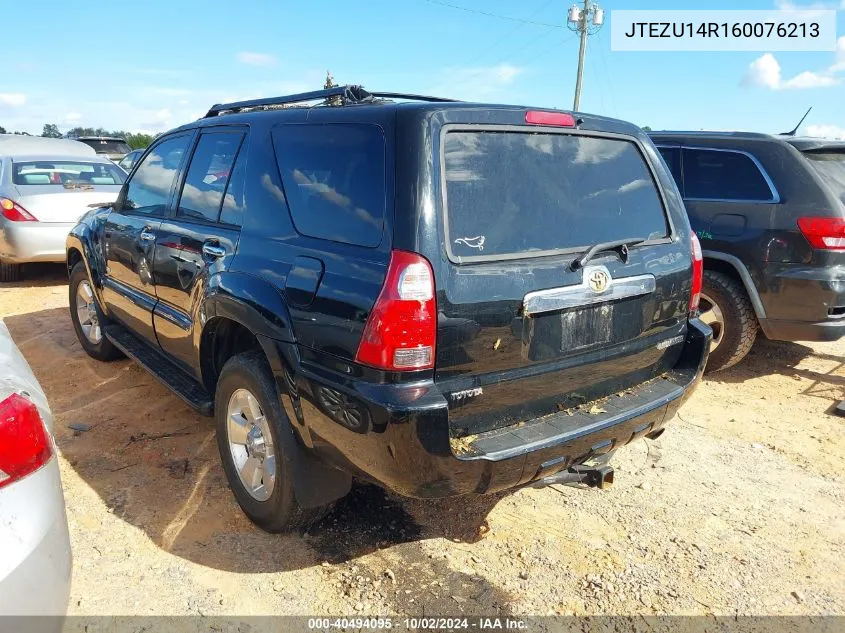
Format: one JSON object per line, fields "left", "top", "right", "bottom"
{"left": 67, "top": 86, "right": 710, "bottom": 532}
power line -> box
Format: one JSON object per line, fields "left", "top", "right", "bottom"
{"left": 460, "top": 0, "right": 559, "bottom": 68}
{"left": 422, "top": 0, "right": 564, "bottom": 28}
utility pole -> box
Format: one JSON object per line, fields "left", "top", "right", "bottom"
{"left": 567, "top": 0, "right": 605, "bottom": 112}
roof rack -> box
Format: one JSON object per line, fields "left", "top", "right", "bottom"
{"left": 370, "top": 91, "right": 459, "bottom": 103}
{"left": 204, "top": 85, "right": 458, "bottom": 117}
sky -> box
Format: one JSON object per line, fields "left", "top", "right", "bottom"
{"left": 1, "top": 0, "right": 843, "bottom": 138}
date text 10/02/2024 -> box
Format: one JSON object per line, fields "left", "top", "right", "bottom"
{"left": 307, "top": 617, "right": 529, "bottom": 630}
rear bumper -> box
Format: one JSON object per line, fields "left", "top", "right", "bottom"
{"left": 759, "top": 317, "right": 845, "bottom": 342}
{"left": 759, "top": 264, "right": 845, "bottom": 341}
{"left": 0, "top": 221, "right": 74, "bottom": 263}
{"left": 0, "top": 459, "right": 72, "bottom": 616}
{"left": 287, "top": 319, "right": 711, "bottom": 499}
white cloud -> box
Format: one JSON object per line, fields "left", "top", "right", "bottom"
{"left": 64, "top": 112, "right": 82, "bottom": 123}
{"left": 744, "top": 54, "right": 783, "bottom": 89}
{"left": 0, "top": 93, "right": 26, "bottom": 107}
{"left": 430, "top": 63, "right": 525, "bottom": 101}
{"left": 236, "top": 52, "right": 277, "bottom": 67}
{"left": 831, "top": 36, "right": 845, "bottom": 72}
{"left": 782, "top": 70, "right": 839, "bottom": 88}
{"left": 806, "top": 124, "right": 845, "bottom": 139}
{"left": 744, "top": 53, "right": 839, "bottom": 89}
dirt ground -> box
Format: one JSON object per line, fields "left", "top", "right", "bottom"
{"left": 2, "top": 264, "right": 844, "bottom": 617}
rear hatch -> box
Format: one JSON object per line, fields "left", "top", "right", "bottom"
{"left": 432, "top": 119, "right": 693, "bottom": 437}
{"left": 10, "top": 158, "right": 124, "bottom": 222}
{"left": 792, "top": 144, "right": 845, "bottom": 267}
{"left": 799, "top": 146, "right": 845, "bottom": 210}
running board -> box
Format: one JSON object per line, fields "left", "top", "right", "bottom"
{"left": 104, "top": 323, "right": 214, "bottom": 416}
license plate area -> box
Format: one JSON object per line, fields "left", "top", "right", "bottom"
{"left": 523, "top": 299, "right": 647, "bottom": 362}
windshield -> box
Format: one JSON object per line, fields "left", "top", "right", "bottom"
{"left": 77, "top": 139, "right": 132, "bottom": 155}
{"left": 803, "top": 152, "right": 845, "bottom": 205}
{"left": 443, "top": 131, "right": 669, "bottom": 260}
{"left": 12, "top": 160, "right": 127, "bottom": 186}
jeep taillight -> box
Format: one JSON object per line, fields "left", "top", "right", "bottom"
{"left": 797, "top": 217, "right": 845, "bottom": 250}
{"left": 0, "top": 198, "right": 37, "bottom": 222}
{"left": 690, "top": 231, "right": 703, "bottom": 314}
{"left": 355, "top": 250, "right": 436, "bottom": 371}
{"left": 0, "top": 393, "right": 52, "bottom": 490}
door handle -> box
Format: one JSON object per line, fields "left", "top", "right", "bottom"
{"left": 139, "top": 231, "right": 156, "bottom": 242}
{"left": 202, "top": 243, "right": 226, "bottom": 258}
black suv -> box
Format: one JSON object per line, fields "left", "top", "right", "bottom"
{"left": 67, "top": 86, "right": 709, "bottom": 532}
{"left": 651, "top": 132, "right": 845, "bottom": 372}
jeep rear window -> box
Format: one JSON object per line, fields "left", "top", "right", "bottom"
{"left": 803, "top": 152, "right": 845, "bottom": 205}
{"left": 443, "top": 131, "right": 668, "bottom": 260}
{"left": 272, "top": 124, "right": 386, "bottom": 248}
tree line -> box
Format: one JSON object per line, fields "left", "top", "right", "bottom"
{"left": 0, "top": 123, "right": 155, "bottom": 149}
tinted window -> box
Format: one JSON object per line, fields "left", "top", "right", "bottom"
{"left": 444, "top": 131, "right": 668, "bottom": 259}
{"left": 656, "top": 147, "right": 682, "bottom": 189}
{"left": 177, "top": 131, "right": 244, "bottom": 223}
{"left": 683, "top": 148, "right": 774, "bottom": 201}
{"left": 219, "top": 139, "right": 248, "bottom": 226}
{"left": 123, "top": 134, "right": 192, "bottom": 217}
{"left": 803, "top": 152, "right": 845, "bottom": 205}
{"left": 272, "top": 124, "right": 385, "bottom": 247}
{"left": 79, "top": 139, "right": 132, "bottom": 154}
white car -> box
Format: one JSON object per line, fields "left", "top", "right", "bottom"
{"left": 0, "top": 320, "right": 72, "bottom": 616}
{"left": 0, "top": 134, "right": 125, "bottom": 282}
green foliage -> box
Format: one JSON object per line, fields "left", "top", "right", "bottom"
{"left": 42, "top": 123, "right": 62, "bottom": 138}
{"left": 642, "top": 125, "right": 653, "bottom": 132}
{"left": 0, "top": 125, "right": 6, "bottom": 134}
{"left": 124, "top": 133, "right": 155, "bottom": 149}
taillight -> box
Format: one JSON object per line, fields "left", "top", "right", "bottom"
{"left": 355, "top": 250, "right": 436, "bottom": 371}
{"left": 525, "top": 111, "right": 576, "bottom": 127}
{"left": 797, "top": 217, "right": 845, "bottom": 250}
{"left": 0, "top": 198, "right": 37, "bottom": 222}
{"left": 690, "top": 231, "right": 703, "bottom": 314}
{"left": 0, "top": 393, "right": 52, "bottom": 490}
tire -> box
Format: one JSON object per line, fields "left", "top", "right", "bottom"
{"left": 215, "top": 350, "right": 327, "bottom": 533}
{"left": 68, "top": 262, "right": 123, "bottom": 361}
{"left": 0, "top": 260, "right": 21, "bottom": 282}
{"left": 700, "top": 270, "right": 759, "bottom": 373}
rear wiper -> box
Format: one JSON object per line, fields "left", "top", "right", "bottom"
{"left": 570, "top": 237, "right": 646, "bottom": 271}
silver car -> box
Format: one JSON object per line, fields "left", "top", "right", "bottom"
{"left": 0, "top": 135, "right": 125, "bottom": 282}
{"left": 0, "top": 320, "right": 72, "bottom": 616}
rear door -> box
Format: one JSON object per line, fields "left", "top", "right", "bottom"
{"left": 102, "top": 133, "right": 194, "bottom": 344}
{"left": 680, "top": 147, "right": 779, "bottom": 252}
{"left": 152, "top": 128, "right": 246, "bottom": 374}
{"left": 433, "top": 125, "right": 692, "bottom": 436}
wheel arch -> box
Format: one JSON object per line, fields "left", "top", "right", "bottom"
{"left": 701, "top": 251, "right": 766, "bottom": 320}
{"left": 197, "top": 274, "right": 351, "bottom": 508}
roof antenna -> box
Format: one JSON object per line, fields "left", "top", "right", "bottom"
{"left": 781, "top": 106, "right": 812, "bottom": 137}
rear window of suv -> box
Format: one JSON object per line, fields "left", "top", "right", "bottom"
{"left": 443, "top": 131, "right": 669, "bottom": 260}
{"left": 78, "top": 139, "right": 132, "bottom": 155}
{"left": 803, "top": 151, "right": 845, "bottom": 205}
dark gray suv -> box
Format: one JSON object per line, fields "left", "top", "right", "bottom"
{"left": 651, "top": 131, "right": 845, "bottom": 372}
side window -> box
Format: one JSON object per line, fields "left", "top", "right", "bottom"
{"left": 656, "top": 147, "right": 682, "bottom": 190}
{"left": 272, "top": 123, "right": 386, "bottom": 247}
{"left": 123, "top": 135, "right": 192, "bottom": 217}
{"left": 219, "top": 139, "right": 248, "bottom": 227}
{"left": 177, "top": 131, "right": 245, "bottom": 223}
{"left": 682, "top": 148, "right": 774, "bottom": 201}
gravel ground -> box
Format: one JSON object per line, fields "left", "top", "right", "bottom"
{"left": 2, "top": 264, "right": 844, "bottom": 617}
